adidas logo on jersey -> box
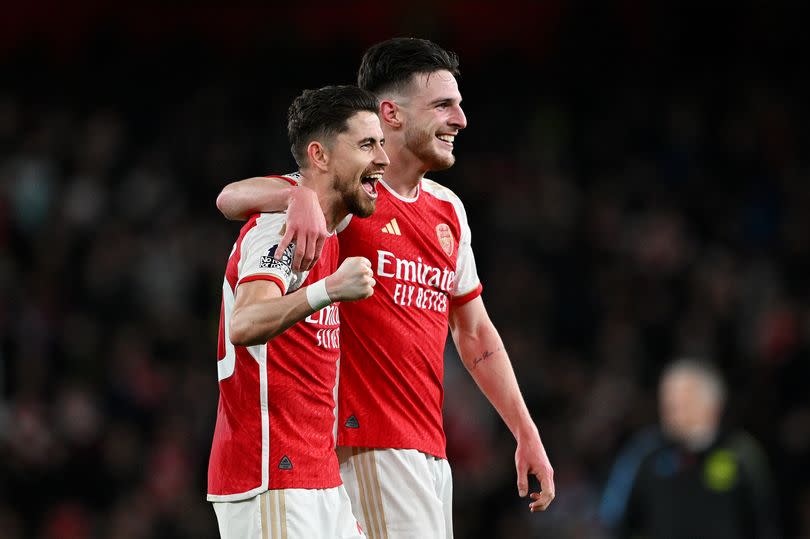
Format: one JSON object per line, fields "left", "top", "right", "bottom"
{"left": 381, "top": 218, "right": 401, "bottom": 235}
{"left": 278, "top": 455, "right": 293, "bottom": 470}
{"left": 344, "top": 415, "right": 360, "bottom": 429}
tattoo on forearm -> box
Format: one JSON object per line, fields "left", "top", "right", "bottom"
{"left": 470, "top": 347, "right": 502, "bottom": 370}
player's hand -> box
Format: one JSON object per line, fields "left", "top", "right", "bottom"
{"left": 325, "top": 257, "right": 375, "bottom": 302}
{"left": 516, "top": 432, "right": 555, "bottom": 512}
{"left": 275, "top": 186, "right": 327, "bottom": 272}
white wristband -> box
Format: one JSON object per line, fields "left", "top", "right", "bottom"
{"left": 306, "top": 278, "right": 332, "bottom": 311}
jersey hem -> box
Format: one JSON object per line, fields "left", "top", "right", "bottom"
{"left": 207, "top": 484, "right": 267, "bottom": 503}
{"left": 207, "top": 478, "right": 344, "bottom": 502}
{"left": 336, "top": 441, "right": 446, "bottom": 460}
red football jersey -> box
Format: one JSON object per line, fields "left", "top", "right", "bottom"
{"left": 335, "top": 179, "right": 482, "bottom": 458}
{"left": 208, "top": 177, "right": 343, "bottom": 501}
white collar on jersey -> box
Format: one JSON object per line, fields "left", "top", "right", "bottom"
{"left": 379, "top": 179, "right": 421, "bottom": 203}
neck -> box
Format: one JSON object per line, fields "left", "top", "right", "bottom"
{"left": 380, "top": 142, "right": 425, "bottom": 198}
{"left": 298, "top": 172, "right": 346, "bottom": 232}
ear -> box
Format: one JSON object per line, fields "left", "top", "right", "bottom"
{"left": 379, "top": 100, "right": 401, "bottom": 129}
{"left": 307, "top": 141, "right": 329, "bottom": 172}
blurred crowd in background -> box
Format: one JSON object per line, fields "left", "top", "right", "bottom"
{"left": 2, "top": 2, "right": 808, "bottom": 538}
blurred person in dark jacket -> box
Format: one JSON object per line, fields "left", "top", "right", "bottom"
{"left": 599, "top": 358, "right": 781, "bottom": 539}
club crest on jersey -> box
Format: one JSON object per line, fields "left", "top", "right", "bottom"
{"left": 435, "top": 223, "right": 454, "bottom": 256}
{"left": 259, "top": 243, "right": 294, "bottom": 277}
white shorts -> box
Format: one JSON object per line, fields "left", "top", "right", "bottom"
{"left": 212, "top": 486, "right": 364, "bottom": 539}
{"left": 337, "top": 447, "right": 453, "bottom": 539}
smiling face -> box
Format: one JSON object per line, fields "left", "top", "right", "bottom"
{"left": 330, "top": 110, "right": 389, "bottom": 218}
{"left": 397, "top": 70, "right": 467, "bottom": 171}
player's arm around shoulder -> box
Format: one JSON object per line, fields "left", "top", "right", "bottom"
{"left": 216, "top": 176, "right": 297, "bottom": 221}
{"left": 216, "top": 175, "right": 328, "bottom": 272}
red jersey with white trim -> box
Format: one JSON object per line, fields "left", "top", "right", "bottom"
{"left": 208, "top": 175, "right": 343, "bottom": 501}
{"left": 335, "top": 179, "right": 482, "bottom": 459}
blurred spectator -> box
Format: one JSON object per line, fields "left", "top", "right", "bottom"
{"left": 599, "top": 358, "right": 781, "bottom": 539}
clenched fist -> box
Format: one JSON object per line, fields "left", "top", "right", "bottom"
{"left": 325, "top": 257, "right": 375, "bottom": 302}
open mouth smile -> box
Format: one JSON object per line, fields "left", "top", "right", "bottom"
{"left": 361, "top": 173, "right": 382, "bottom": 199}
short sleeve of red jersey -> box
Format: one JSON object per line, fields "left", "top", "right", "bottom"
{"left": 420, "top": 179, "right": 483, "bottom": 307}
{"left": 447, "top": 192, "right": 483, "bottom": 306}
{"left": 237, "top": 213, "right": 307, "bottom": 295}
{"left": 453, "top": 220, "right": 482, "bottom": 306}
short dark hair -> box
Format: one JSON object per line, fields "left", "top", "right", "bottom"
{"left": 287, "top": 85, "right": 380, "bottom": 167}
{"left": 357, "top": 37, "right": 461, "bottom": 97}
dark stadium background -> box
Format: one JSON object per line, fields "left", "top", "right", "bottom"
{"left": 2, "top": 2, "right": 808, "bottom": 537}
